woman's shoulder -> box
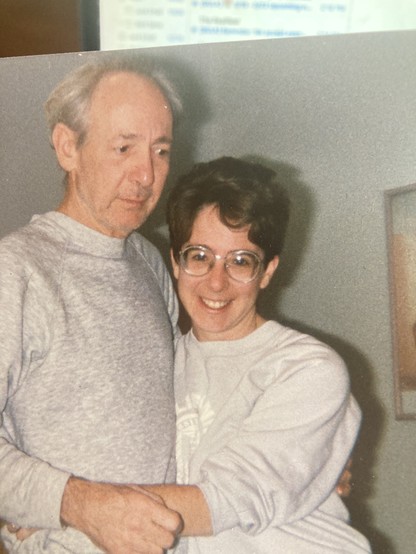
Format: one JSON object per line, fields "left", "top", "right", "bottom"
{"left": 262, "top": 321, "right": 350, "bottom": 397}
{"left": 265, "top": 320, "right": 345, "bottom": 366}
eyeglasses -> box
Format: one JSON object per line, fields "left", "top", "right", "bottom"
{"left": 179, "top": 245, "right": 264, "bottom": 283}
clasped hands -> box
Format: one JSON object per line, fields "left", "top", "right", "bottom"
{"left": 8, "top": 462, "right": 353, "bottom": 552}
{"left": 8, "top": 478, "right": 183, "bottom": 554}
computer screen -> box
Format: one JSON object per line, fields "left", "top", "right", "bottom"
{"left": 98, "top": 0, "right": 416, "bottom": 51}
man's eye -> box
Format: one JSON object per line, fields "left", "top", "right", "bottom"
{"left": 116, "top": 145, "right": 129, "bottom": 154}
{"left": 155, "top": 147, "right": 171, "bottom": 158}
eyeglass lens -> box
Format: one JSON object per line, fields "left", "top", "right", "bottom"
{"left": 180, "top": 246, "right": 261, "bottom": 282}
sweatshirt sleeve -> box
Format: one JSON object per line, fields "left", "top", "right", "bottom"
{"left": 0, "top": 240, "right": 71, "bottom": 528}
{"left": 196, "top": 346, "right": 361, "bottom": 536}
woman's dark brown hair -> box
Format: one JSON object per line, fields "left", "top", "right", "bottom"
{"left": 167, "top": 156, "right": 290, "bottom": 265}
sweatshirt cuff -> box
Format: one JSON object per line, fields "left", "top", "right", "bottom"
{"left": 196, "top": 480, "right": 240, "bottom": 535}
{"left": 25, "top": 465, "right": 71, "bottom": 529}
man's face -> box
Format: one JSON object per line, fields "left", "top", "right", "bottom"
{"left": 58, "top": 71, "right": 173, "bottom": 238}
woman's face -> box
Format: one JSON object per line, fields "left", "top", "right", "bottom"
{"left": 171, "top": 205, "right": 279, "bottom": 342}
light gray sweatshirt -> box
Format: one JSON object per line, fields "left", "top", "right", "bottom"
{"left": 0, "top": 212, "right": 178, "bottom": 553}
{"left": 174, "top": 322, "right": 371, "bottom": 553}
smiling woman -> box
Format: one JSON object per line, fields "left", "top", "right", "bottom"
{"left": 162, "top": 156, "right": 372, "bottom": 553}
{"left": 171, "top": 204, "right": 279, "bottom": 342}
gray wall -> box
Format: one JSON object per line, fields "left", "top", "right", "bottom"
{"left": 1, "top": 31, "right": 416, "bottom": 553}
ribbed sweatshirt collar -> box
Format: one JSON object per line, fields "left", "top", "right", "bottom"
{"left": 32, "top": 211, "right": 128, "bottom": 259}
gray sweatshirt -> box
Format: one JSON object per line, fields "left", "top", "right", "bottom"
{"left": 0, "top": 212, "right": 178, "bottom": 553}
{"left": 174, "top": 322, "right": 371, "bottom": 553}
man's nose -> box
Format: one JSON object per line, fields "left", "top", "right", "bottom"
{"left": 129, "top": 150, "right": 154, "bottom": 186}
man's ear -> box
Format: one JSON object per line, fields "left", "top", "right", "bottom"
{"left": 259, "top": 255, "right": 279, "bottom": 290}
{"left": 51, "top": 123, "right": 79, "bottom": 172}
{"left": 170, "top": 249, "right": 180, "bottom": 279}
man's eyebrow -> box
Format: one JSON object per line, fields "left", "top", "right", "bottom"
{"left": 118, "top": 133, "right": 172, "bottom": 144}
{"left": 154, "top": 135, "right": 173, "bottom": 144}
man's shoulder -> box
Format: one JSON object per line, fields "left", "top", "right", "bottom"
{"left": 0, "top": 218, "right": 36, "bottom": 255}
{"left": 0, "top": 213, "right": 64, "bottom": 267}
{"left": 127, "top": 231, "right": 166, "bottom": 269}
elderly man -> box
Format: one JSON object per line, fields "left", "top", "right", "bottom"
{"left": 0, "top": 56, "right": 182, "bottom": 553}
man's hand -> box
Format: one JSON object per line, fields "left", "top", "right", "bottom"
{"left": 336, "top": 459, "right": 353, "bottom": 498}
{"left": 61, "top": 477, "right": 183, "bottom": 554}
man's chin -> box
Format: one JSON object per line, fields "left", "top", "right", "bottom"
{"left": 110, "top": 213, "right": 149, "bottom": 237}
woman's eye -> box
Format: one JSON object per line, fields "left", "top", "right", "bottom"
{"left": 233, "top": 256, "right": 250, "bottom": 266}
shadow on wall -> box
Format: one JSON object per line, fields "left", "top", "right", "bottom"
{"left": 244, "top": 155, "right": 315, "bottom": 292}
{"left": 142, "top": 50, "right": 213, "bottom": 240}
{"left": 334, "top": 338, "right": 395, "bottom": 554}
{"left": 141, "top": 51, "right": 212, "bottom": 334}
{"left": 287, "top": 322, "right": 394, "bottom": 554}
{"left": 254, "top": 159, "right": 393, "bottom": 553}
